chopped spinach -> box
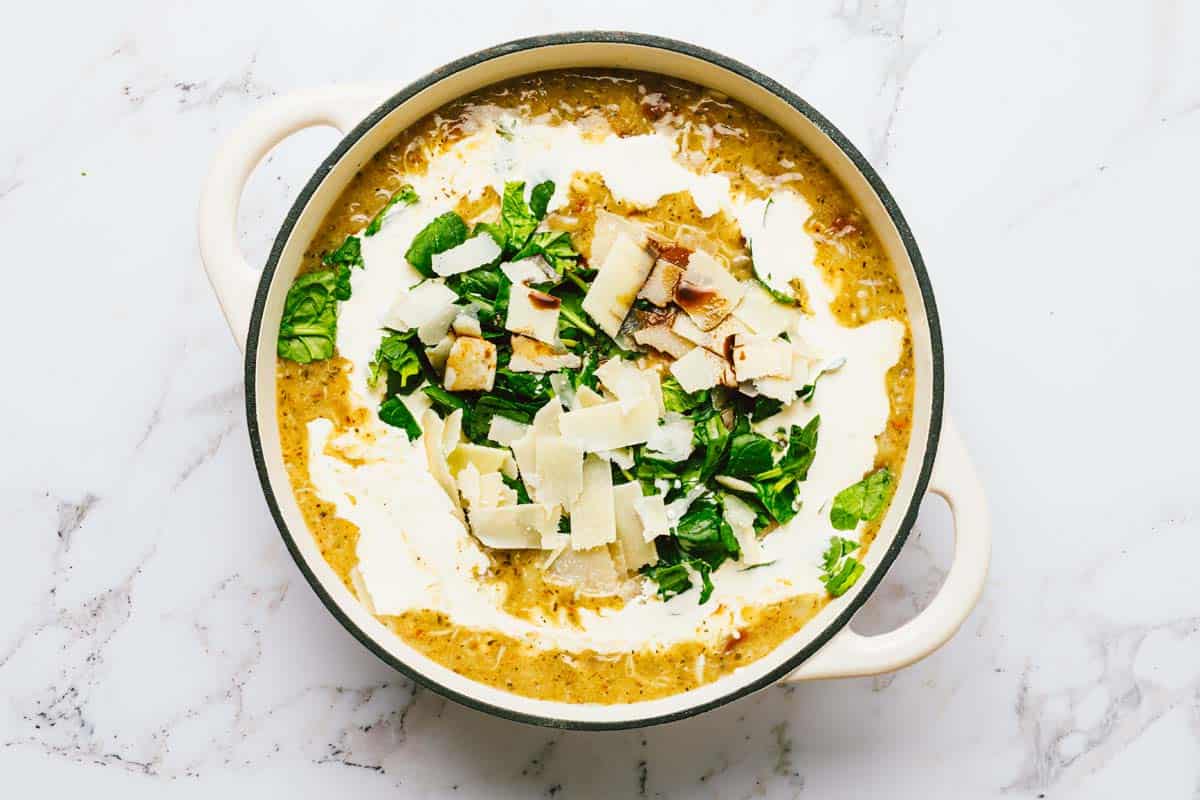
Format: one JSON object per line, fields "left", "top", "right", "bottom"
{"left": 422, "top": 385, "right": 468, "bottom": 417}
{"left": 829, "top": 468, "right": 893, "bottom": 531}
{"left": 405, "top": 212, "right": 469, "bottom": 277}
{"left": 277, "top": 270, "right": 340, "bottom": 363}
{"left": 661, "top": 376, "right": 709, "bottom": 414}
{"left": 367, "top": 331, "right": 422, "bottom": 393}
{"left": 752, "top": 416, "right": 820, "bottom": 525}
{"left": 364, "top": 185, "right": 418, "bottom": 237}
{"left": 378, "top": 396, "right": 421, "bottom": 441}
{"left": 820, "top": 535, "right": 864, "bottom": 597}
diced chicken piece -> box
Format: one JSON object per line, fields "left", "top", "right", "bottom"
{"left": 645, "top": 414, "right": 695, "bottom": 461}
{"left": 638, "top": 259, "right": 685, "bottom": 306}
{"left": 569, "top": 455, "right": 616, "bottom": 550}
{"left": 506, "top": 283, "right": 562, "bottom": 344}
{"left": 732, "top": 281, "right": 801, "bottom": 339}
{"left": 468, "top": 504, "right": 560, "bottom": 549}
{"left": 612, "top": 482, "right": 659, "bottom": 571}
{"left": 443, "top": 336, "right": 497, "bottom": 391}
{"left": 560, "top": 400, "right": 659, "bottom": 452}
{"left": 582, "top": 233, "right": 655, "bottom": 338}
{"left": 632, "top": 493, "right": 672, "bottom": 543}
{"left": 452, "top": 309, "right": 482, "bottom": 338}
{"left": 670, "top": 346, "right": 734, "bottom": 393}
{"left": 731, "top": 333, "right": 793, "bottom": 382}
{"left": 508, "top": 335, "right": 582, "bottom": 373}
{"left": 431, "top": 234, "right": 502, "bottom": 276}
{"left": 674, "top": 250, "right": 746, "bottom": 331}
{"left": 384, "top": 281, "right": 460, "bottom": 345}
{"left": 424, "top": 334, "right": 456, "bottom": 374}
{"left": 487, "top": 416, "right": 529, "bottom": 446}
{"left": 590, "top": 209, "right": 648, "bottom": 266}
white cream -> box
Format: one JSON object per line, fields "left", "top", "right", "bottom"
{"left": 303, "top": 107, "right": 904, "bottom": 654}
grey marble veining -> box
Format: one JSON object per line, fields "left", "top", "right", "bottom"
{"left": 4, "top": 0, "right": 1199, "bottom": 796}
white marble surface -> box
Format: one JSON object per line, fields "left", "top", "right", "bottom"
{"left": 5, "top": 0, "right": 1199, "bottom": 796}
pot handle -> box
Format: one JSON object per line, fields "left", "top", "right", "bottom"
{"left": 197, "top": 85, "right": 389, "bottom": 352}
{"left": 782, "top": 415, "right": 989, "bottom": 681}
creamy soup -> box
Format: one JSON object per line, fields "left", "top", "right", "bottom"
{"left": 275, "top": 71, "right": 914, "bottom": 703}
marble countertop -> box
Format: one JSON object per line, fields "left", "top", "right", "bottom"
{"left": 5, "top": 0, "right": 1198, "bottom": 796}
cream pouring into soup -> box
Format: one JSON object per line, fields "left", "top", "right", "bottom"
{"left": 275, "top": 70, "right": 914, "bottom": 703}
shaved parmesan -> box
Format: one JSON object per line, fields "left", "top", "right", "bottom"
{"left": 590, "top": 209, "right": 648, "bottom": 266}
{"left": 456, "top": 463, "right": 482, "bottom": 510}
{"left": 731, "top": 334, "right": 792, "bottom": 382}
{"left": 723, "top": 495, "right": 766, "bottom": 565}
{"left": 645, "top": 414, "right": 695, "bottom": 461}
{"left": 443, "top": 336, "right": 497, "bottom": 391}
{"left": 447, "top": 443, "right": 517, "bottom": 479}
{"left": 670, "top": 346, "right": 732, "bottom": 393}
{"left": 384, "top": 281, "right": 460, "bottom": 346}
{"left": 468, "top": 504, "right": 559, "bottom": 549}
{"left": 672, "top": 312, "right": 749, "bottom": 354}
{"left": 424, "top": 333, "right": 455, "bottom": 374}
{"left": 732, "top": 281, "right": 801, "bottom": 339}
{"left": 582, "top": 233, "right": 655, "bottom": 337}
{"left": 674, "top": 250, "right": 745, "bottom": 331}
{"left": 508, "top": 335, "right": 582, "bottom": 373}
{"left": 597, "top": 447, "right": 635, "bottom": 469}
{"left": 559, "top": 400, "right": 659, "bottom": 452}
{"left": 575, "top": 385, "right": 606, "bottom": 408}
{"left": 569, "top": 455, "right": 617, "bottom": 549}
{"left": 420, "top": 410, "right": 463, "bottom": 521}
{"left": 612, "top": 482, "right": 658, "bottom": 570}
{"left": 441, "top": 409, "right": 463, "bottom": 454}
{"left": 501, "top": 256, "right": 556, "bottom": 285}
{"left": 534, "top": 435, "right": 584, "bottom": 507}
{"left": 632, "top": 493, "right": 672, "bottom": 543}
{"left": 633, "top": 321, "right": 693, "bottom": 358}
{"left": 638, "top": 259, "right": 684, "bottom": 306}
{"left": 431, "top": 234, "right": 502, "bottom": 276}
{"left": 487, "top": 416, "right": 529, "bottom": 446}
{"left": 451, "top": 309, "right": 482, "bottom": 338}
{"left": 506, "top": 283, "right": 561, "bottom": 344}
{"left": 545, "top": 546, "right": 620, "bottom": 596}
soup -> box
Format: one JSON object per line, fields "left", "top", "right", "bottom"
{"left": 275, "top": 70, "right": 914, "bottom": 703}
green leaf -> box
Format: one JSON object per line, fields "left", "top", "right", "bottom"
{"left": 277, "top": 270, "right": 340, "bottom": 363}
{"left": 674, "top": 495, "right": 741, "bottom": 569}
{"left": 405, "top": 212, "right": 469, "bottom": 277}
{"left": 322, "top": 235, "right": 363, "bottom": 269}
{"left": 751, "top": 416, "right": 821, "bottom": 525}
{"left": 493, "top": 368, "right": 553, "bottom": 404}
{"left": 692, "top": 406, "right": 732, "bottom": 483}
{"left": 750, "top": 396, "right": 784, "bottom": 422}
{"left": 529, "top": 180, "right": 554, "bottom": 219}
{"left": 512, "top": 230, "right": 580, "bottom": 274}
{"left": 364, "top": 185, "right": 419, "bottom": 237}
{"left": 820, "top": 536, "right": 863, "bottom": 597}
{"left": 796, "top": 356, "right": 847, "bottom": 403}
{"left": 829, "top": 468, "right": 893, "bottom": 531}
{"left": 498, "top": 181, "right": 540, "bottom": 254}
{"left": 378, "top": 396, "right": 421, "bottom": 441}
{"left": 463, "top": 395, "right": 540, "bottom": 443}
{"left": 661, "top": 376, "right": 709, "bottom": 414}
{"left": 501, "top": 473, "right": 532, "bottom": 505}
{"left": 641, "top": 562, "right": 692, "bottom": 600}
{"left": 367, "top": 331, "right": 423, "bottom": 394}
{"left": 422, "top": 385, "right": 468, "bottom": 417}
{"left": 720, "top": 417, "right": 777, "bottom": 479}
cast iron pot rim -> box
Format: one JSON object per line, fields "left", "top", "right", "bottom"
{"left": 243, "top": 30, "right": 944, "bottom": 731}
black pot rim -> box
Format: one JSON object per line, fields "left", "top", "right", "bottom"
{"left": 244, "top": 30, "right": 944, "bottom": 731}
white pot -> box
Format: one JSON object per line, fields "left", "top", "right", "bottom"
{"left": 197, "top": 32, "right": 990, "bottom": 729}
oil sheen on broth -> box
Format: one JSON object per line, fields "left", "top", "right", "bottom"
{"left": 275, "top": 70, "right": 914, "bottom": 703}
